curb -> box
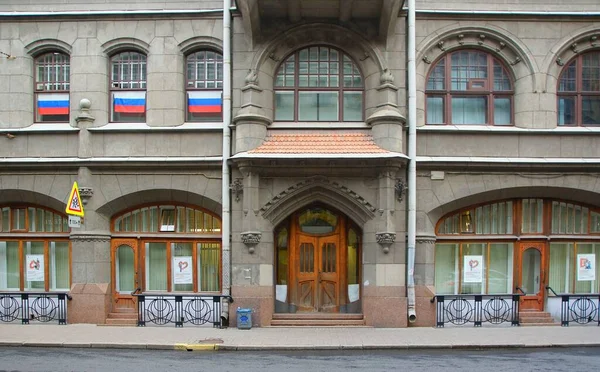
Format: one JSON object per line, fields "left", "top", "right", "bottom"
{"left": 174, "top": 343, "right": 217, "bottom": 351}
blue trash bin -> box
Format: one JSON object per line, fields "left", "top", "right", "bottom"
{"left": 236, "top": 308, "right": 252, "bottom": 329}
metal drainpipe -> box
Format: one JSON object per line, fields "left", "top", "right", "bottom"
{"left": 221, "top": 0, "right": 232, "bottom": 324}
{"left": 407, "top": 0, "right": 417, "bottom": 324}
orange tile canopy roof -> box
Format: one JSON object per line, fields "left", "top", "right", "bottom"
{"left": 248, "top": 131, "right": 391, "bottom": 154}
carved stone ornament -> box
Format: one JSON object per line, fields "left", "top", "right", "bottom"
{"left": 244, "top": 69, "right": 258, "bottom": 86}
{"left": 241, "top": 231, "right": 262, "bottom": 254}
{"left": 395, "top": 179, "right": 407, "bottom": 202}
{"left": 230, "top": 178, "right": 243, "bottom": 202}
{"left": 78, "top": 187, "right": 93, "bottom": 205}
{"left": 376, "top": 232, "right": 396, "bottom": 254}
{"left": 380, "top": 68, "right": 394, "bottom": 85}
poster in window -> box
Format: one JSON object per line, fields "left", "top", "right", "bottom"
{"left": 26, "top": 254, "right": 44, "bottom": 282}
{"left": 577, "top": 254, "right": 595, "bottom": 281}
{"left": 173, "top": 256, "right": 193, "bottom": 284}
{"left": 463, "top": 255, "right": 483, "bottom": 283}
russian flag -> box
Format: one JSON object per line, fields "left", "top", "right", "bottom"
{"left": 113, "top": 91, "right": 146, "bottom": 113}
{"left": 37, "top": 93, "right": 69, "bottom": 116}
{"left": 188, "top": 91, "right": 222, "bottom": 114}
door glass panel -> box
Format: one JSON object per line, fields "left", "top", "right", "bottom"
{"left": 276, "top": 228, "right": 288, "bottom": 285}
{"left": 321, "top": 242, "right": 336, "bottom": 273}
{"left": 299, "top": 243, "right": 314, "bottom": 273}
{"left": 521, "top": 248, "right": 541, "bottom": 295}
{"left": 116, "top": 245, "right": 135, "bottom": 293}
{"left": 298, "top": 207, "right": 338, "bottom": 234}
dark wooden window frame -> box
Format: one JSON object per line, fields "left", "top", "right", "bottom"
{"left": 425, "top": 49, "right": 514, "bottom": 126}
{"left": 273, "top": 45, "right": 365, "bottom": 122}
{"left": 557, "top": 51, "right": 600, "bottom": 127}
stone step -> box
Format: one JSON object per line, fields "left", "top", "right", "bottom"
{"left": 272, "top": 313, "right": 364, "bottom": 321}
{"left": 270, "top": 319, "right": 367, "bottom": 327}
{"left": 104, "top": 318, "right": 138, "bottom": 326}
{"left": 520, "top": 322, "right": 561, "bottom": 327}
{"left": 519, "top": 317, "right": 556, "bottom": 323}
{"left": 519, "top": 311, "right": 552, "bottom": 318}
{"left": 107, "top": 312, "right": 138, "bottom": 319}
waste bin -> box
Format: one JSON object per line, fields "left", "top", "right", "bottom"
{"left": 236, "top": 308, "right": 252, "bottom": 329}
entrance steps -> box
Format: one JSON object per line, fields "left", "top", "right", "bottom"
{"left": 519, "top": 311, "right": 559, "bottom": 326}
{"left": 104, "top": 308, "right": 137, "bottom": 326}
{"left": 270, "top": 313, "right": 367, "bottom": 327}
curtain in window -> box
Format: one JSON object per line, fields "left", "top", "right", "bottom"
{"left": 172, "top": 243, "right": 193, "bottom": 292}
{"left": 50, "top": 241, "right": 69, "bottom": 291}
{"left": 146, "top": 242, "right": 167, "bottom": 291}
{"left": 451, "top": 97, "right": 486, "bottom": 124}
{"left": 198, "top": 243, "right": 219, "bottom": 292}
{"left": 117, "top": 245, "right": 135, "bottom": 293}
{"left": 549, "top": 243, "right": 571, "bottom": 293}
{"left": 488, "top": 243, "right": 513, "bottom": 294}
{"left": 25, "top": 242, "right": 45, "bottom": 290}
{"left": 434, "top": 243, "right": 458, "bottom": 295}
{"left": 0, "top": 241, "right": 19, "bottom": 290}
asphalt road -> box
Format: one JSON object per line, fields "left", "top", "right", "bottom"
{"left": 0, "top": 347, "right": 599, "bottom": 372}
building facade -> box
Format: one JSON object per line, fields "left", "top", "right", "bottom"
{"left": 0, "top": 0, "right": 599, "bottom": 328}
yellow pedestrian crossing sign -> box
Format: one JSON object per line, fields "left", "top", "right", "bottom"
{"left": 66, "top": 182, "right": 85, "bottom": 217}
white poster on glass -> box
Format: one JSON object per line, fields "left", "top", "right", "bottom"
{"left": 577, "top": 254, "right": 595, "bottom": 281}
{"left": 463, "top": 255, "right": 483, "bottom": 283}
{"left": 173, "top": 256, "right": 193, "bottom": 284}
{"left": 26, "top": 254, "right": 44, "bottom": 282}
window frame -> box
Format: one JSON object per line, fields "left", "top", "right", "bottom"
{"left": 109, "top": 50, "right": 147, "bottom": 123}
{"left": 273, "top": 45, "right": 365, "bottom": 123}
{"left": 185, "top": 49, "right": 224, "bottom": 123}
{"left": 557, "top": 51, "right": 600, "bottom": 126}
{"left": 425, "top": 49, "right": 514, "bottom": 126}
{"left": 34, "top": 51, "right": 70, "bottom": 123}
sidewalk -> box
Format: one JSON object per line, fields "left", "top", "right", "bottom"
{"left": 1, "top": 324, "right": 600, "bottom": 351}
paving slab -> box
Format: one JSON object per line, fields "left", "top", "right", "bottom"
{"left": 0, "top": 324, "right": 599, "bottom": 351}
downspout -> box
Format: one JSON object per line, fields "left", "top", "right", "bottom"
{"left": 407, "top": 0, "right": 417, "bottom": 324}
{"left": 221, "top": 0, "right": 232, "bottom": 324}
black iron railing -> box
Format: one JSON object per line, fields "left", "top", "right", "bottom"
{"left": 0, "top": 292, "right": 71, "bottom": 324}
{"left": 430, "top": 294, "right": 522, "bottom": 327}
{"left": 546, "top": 286, "right": 600, "bottom": 326}
{"left": 134, "top": 293, "right": 234, "bottom": 328}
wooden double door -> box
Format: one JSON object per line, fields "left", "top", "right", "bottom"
{"left": 294, "top": 234, "right": 342, "bottom": 312}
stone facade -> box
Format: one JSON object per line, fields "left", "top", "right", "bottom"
{"left": 0, "top": 0, "right": 598, "bottom": 327}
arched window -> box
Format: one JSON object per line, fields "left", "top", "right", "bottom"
{"left": 0, "top": 206, "right": 70, "bottom": 292}
{"left": 274, "top": 46, "right": 364, "bottom": 122}
{"left": 185, "top": 50, "right": 223, "bottom": 122}
{"left": 112, "top": 204, "right": 221, "bottom": 293}
{"left": 34, "top": 52, "right": 70, "bottom": 123}
{"left": 558, "top": 51, "right": 600, "bottom": 126}
{"left": 110, "top": 51, "right": 147, "bottom": 123}
{"left": 426, "top": 50, "right": 513, "bottom": 125}
{"left": 435, "top": 199, "right": 600, "bottom": 296}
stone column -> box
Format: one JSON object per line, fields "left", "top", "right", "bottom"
{"left": 68, "top": 102, "right": 112, "bottom": 324}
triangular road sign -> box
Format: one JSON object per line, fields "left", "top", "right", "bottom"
{"left": 66, "top": 181, "right": 85, "bottom": 217}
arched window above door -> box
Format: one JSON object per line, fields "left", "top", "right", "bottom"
{"left": 558, "top": 51, "right": 600, "bottom": 126}
{"left": 298, "top": 206, "right": 338, "bottom": 234}
{"left": 113, "top": 204, "right": 221, "bottom": 233}
{"left": 426, "top": 50, "right": 513, "bottom": 126}
{"left": 274, "top": 46, "right": 364, "bottom": 122}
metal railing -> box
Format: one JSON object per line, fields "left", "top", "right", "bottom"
{"left": 431, "top": 293, "right": 522, "bottom": 327}
{"left": 546, "top": 286, "right": 600, "bottom": 326}
{"left": 134, "top": 293, "right": 234, "bottom": 328}
{"left": 0, "top": 292, "right": 71, "bottom": 324}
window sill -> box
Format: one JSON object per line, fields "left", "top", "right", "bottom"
{"left": 270, "top": 121, "right": 369, "bottom": 129}
{"left": 88, "top": 122, "right": 223, "bottom": 132}
{"left": 419, "top": 125, "right": 600, "bottom": 134}
{"left": 0, "top": 123, "right": 79, "bottom": 133}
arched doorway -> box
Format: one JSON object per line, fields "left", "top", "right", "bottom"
{"left": 275, "top": 204, "right": 361, "bottom": 314}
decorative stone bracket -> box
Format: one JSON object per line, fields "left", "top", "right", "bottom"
{"left": 78, "top": 187, "right": 93, "bottom": 205}
{"left": 241, "top": 231, "right": 262, "bottom": 254}
{"left": 376, "top": 232, "right": 396, "bottom": 254}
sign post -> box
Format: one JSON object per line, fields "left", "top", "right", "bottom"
{"left": 66, "top": 182, "right": 84, "bottom": 228}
